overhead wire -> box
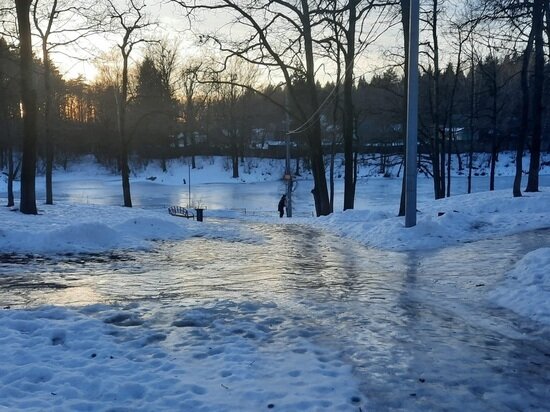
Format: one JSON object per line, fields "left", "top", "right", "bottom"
{"left": 286, "top": 5, "right": 396, "bottom": 136}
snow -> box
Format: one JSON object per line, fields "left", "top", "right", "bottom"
{"left": 489, "top": 247, "right": 550, "bottom": 325}
{"left": 0, "top": 203, "right": 261, "bottom": 255}
{"left": 0, "top": 302, "right": 363, "bottom": 411}
{"left": 1, "top": 153, "right": 550, "bottom": 410}
{"left": 315, "top": 188, "right": 550, "bottom": 251}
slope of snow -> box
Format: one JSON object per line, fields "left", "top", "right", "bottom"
{"left": 315, "top": 188, "right": 550, "bottom": 251}
{"left": 0, "top": 203, "right": 261, "bottom": 255}
{"left": 489, "top": 248, "right": 550, "bottom": 325}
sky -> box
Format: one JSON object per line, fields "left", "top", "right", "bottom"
{"left": 28, "top": 0, "right": 403, "bottom": 83}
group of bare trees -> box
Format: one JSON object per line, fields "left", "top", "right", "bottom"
{"left": 1, "top": 0, "right": 549, "bottom": 216}
{"left": 169, "top": 0, "right": 548, "bottom": 216}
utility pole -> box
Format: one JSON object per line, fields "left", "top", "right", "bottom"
{"left": 285, "top": 90, "right": 293, "bottom": 217}
{"left": 188, "top": 159, "right": 191, "bottom": 207}
{"left": 405, "top": 0, "right": 419, "bottom": 227}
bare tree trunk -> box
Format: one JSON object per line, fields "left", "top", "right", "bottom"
{"left": 343, "top": 0, "right": 357, "bottom": 210}
{"left": 16, "top": 0, "right": 38, "bottom": 214}
{"left": 468, "top": 49, "right": 476, "bottom": 194}
{"left": 445, "top": 35, "right": 464, "bottom": 198}
{"left": 232, "top": 141, "right": 239, "bottom": 178}
{"left": 42, "top": 40, "right": 54, "bottom": 205}
{"left": 301, "top": 0, "right": 330, "bottom": 216}
{"left": 7, "top": 147, "right": 15, "bottom": 207}
{"left": 329, "top": 136, "right": 335, "bottom": 213}
{"left": 526, "top": 0, "right": 544, "bottom": 192}
{"left": 489, "top": 66, "right": 498, "bottom": 191}
{"left": 514, "top": 31, "right": 534, "bottom": 197}
{"left": 446, "top": 131, "right": 452, "bottom": 197}
{"left": 432, "top": 0, "right": 443, "bottom": 199}
{"left": 120, "top": 52, "right": 132, "bottom": 207}
{"left": 34, "top": 0, "right": 58, "bottom": 205}
{"left": 353, "top": 150, "right": 358, "bottom": 195}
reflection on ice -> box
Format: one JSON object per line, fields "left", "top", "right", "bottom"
{"left": 1, "top": 223, "right": 549, "bottom": 411}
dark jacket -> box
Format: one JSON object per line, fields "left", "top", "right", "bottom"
{"left": 278, "top": 195, "right": 286, "bottom": 212}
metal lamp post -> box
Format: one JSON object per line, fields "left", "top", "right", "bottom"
{"left": 285, "top": 131, "right": 292, "bottom": 217}
{"left": 188, "top": 159, "right": 191, "bottom": 207}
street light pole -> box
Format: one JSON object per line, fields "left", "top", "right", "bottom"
{"left": 285, "top": 89, "right": 292, "bottom": 217}
{"left": 405, "top": 0, "right": 419, "bottom": 228}
{"left": 285, "top": 132, "right": 292, "bottom": 217}
{"left": 188, "top": 159, "right": 191, "bottom": 208}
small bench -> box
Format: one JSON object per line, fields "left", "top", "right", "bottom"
{"left": 168, "top": 206, "right": 194, "bottom": 219}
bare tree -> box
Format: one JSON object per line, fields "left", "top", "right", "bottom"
{"left": 443, "top": 6, "right": 481, "bottom": 197}
{"left": 513, "top": 30, "right": 534, "bottom": 197}
{"left": 107, "top": 0, "right": 155, "bottom": 207}
{"left": 525, "top": 0, "right": 546, "bottom": 192}
{"left": 201, "top": 60, "right": 258, "bottom": 178}
{"left": 473, "top": 0, "right": 544, "bottom": 195}
{"left": 423, "top": 0, "right": 445, "bottom": 199}
{"left": 179, "top": 61, "right": 202, "bottom": 169}
{"left": 32, "top": 0, "right": 101, "bottom": 205}
{"left": 325, "top": 1, "right": 395, "bottom": 210}
{"left": 15, "top": 0, "right": 37, "bottom": 214}
{"left": 172, "top": 0, "right": 331, "bottom": 216}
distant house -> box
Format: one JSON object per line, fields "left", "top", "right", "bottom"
{"left": 262, "top": 139, "right": 296, "bottom": 150}
{"left": 444, "top": 127, "right": 469, "bottom": 141}
{"left": 174, "top": 131, "right": 207, "bottom": 148}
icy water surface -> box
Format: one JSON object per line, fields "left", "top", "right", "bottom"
{"left": 1, "top": 223, "right": 549, "bottom": 411}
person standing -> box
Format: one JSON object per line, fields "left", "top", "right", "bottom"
{"left": 278, "top": 194, "right": 286, "bottom": 218}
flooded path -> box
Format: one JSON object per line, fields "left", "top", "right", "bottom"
{"left": 1, "top": 222, "right": 549, "bottom": 411}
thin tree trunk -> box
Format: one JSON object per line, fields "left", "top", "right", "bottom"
{"left": 7, "top": 147, "right": 15, "bottom": 207}
{"left": 42, "top": 40, "right": 54, "bottom": 205}
{"left": 329, "top": 136, "right": 335, "bottom": 213}
{"left": 489, "top": 65, "right": 498, "bottom": 192}
{"left": 468, "top": 50, "right": 475, "bottom": 194}
{"left": 446, "top": 131, "right": 452, "bottom": 197}
{"left": 330, "top": 6, "right": 341, "bottom": 214}
{"left": 34, "top": 0, "right": 58, "bottom": 206}
{"left": 445, "top": 36, "right": 464, "bottom": 197}
{"left": 120, "top": 52, "right": 132, "bottom": 207}
{"left": 514, "top": 31, "right": 534, "bottom": 197}
{"left": 343, "top": 0, "right": 357, "bottom": 211}
{"left": 301, "top": 0, "right": 330, "bottom": 216}
{"left": 232, "top": 143, "right": 239, "bottom": 178}
{"left": 353, "top": 149, "right": 358, "bottom": 195}
{"left": 432, "top": 0, "right": 443, "bottom": 199}
{"left": 526, "top": 0, "right": 544, "bottom": 192}
{"left": 440, "top": 129, "right": 446, "bottom": 195}
{"left": 489, "top": 139, "right": 497, "bottom": 191}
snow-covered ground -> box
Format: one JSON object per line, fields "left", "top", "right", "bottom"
{"left": 1, "top": 153, "right": 549, "bottom": 411}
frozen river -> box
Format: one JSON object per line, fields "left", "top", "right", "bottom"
{"left": 41, "top": 174, "right": 550, "bottom": 215}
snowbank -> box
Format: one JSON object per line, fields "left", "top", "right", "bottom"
{"left": 0, "top": 203, "right": 260, "bottom": 255}
{"left": 490, "top": 248, "right": 550, "bottom": 325}
{"left": 316, "top": 188, "right": 550, "bottom": 251}
{"left": 0, "top": 301, "right": 364, "bottom": 411}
